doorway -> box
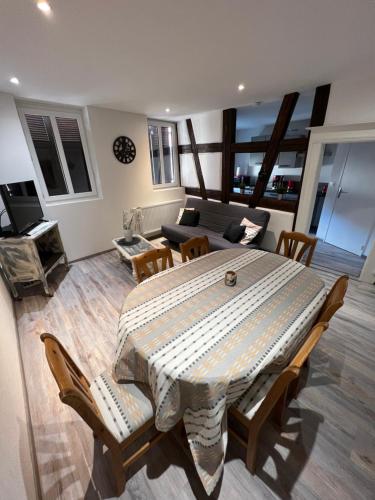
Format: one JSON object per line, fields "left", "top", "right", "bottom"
{"left": 309, "top": 141, "right": 375, "bottom": 277}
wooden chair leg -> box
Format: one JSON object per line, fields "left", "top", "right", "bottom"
{"left": 246, "top": 427, "right": 259, "bottom": 474}
{"left": 289, "top": 376, "right": 300, "bottom": 400}
{"left": 273, "top": 390, "right": 287, "bottom": 427}
{"left": 111, "top": 448, "right": 126, "bottom": 496}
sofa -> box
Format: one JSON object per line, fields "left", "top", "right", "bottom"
{"left": 161, "top": 198, "right": 270, "bottom": 251}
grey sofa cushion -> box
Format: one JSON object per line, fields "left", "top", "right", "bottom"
{"left": 185, "top": 198, "right": 269, "bottom": 246}
{"left": 161, "top": 223, "right": 258, "bottom": 251}
{"left": 161, "top": 199, "right": 270, "bottom": 252}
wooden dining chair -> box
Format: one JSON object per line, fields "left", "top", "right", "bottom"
{"left": 288, "top": 275, "right": 349, "bottom": 401}
{"left": 228, "top": 322, "right": 328, "bottom": 474}
{"left": 41, "top": 333, "right": 164, "bottom": 495}
{"left": 133, "top": 247, "right": 174, "bottom": 283}
{"left": 275, "top": 230, "right": 318, "bottom": 267}
{"left": 317, "top": 274, "right": 349, "bottom": 323}
{"left": 180, "top": 235, "right": 210, "bottom": 263}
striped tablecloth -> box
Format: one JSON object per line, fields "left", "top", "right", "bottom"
{"left": 113, "top": 248, "right": 326, "bottom": 494}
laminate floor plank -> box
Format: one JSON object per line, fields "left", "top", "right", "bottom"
{"left": 15, "top": 243, "right": 375, "bottom": 499}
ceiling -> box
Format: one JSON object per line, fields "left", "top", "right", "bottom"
{"left": 1, "top": 0, "right": 374, "bottom": 118}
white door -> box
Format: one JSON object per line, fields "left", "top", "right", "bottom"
{"left": 325, "top": 142, "right": 375, "bottom": 255}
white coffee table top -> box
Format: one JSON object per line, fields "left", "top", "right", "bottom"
{"left": 112, "top": 234, "right": 156, "bottom": 261}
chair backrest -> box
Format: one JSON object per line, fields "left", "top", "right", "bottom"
{"left": 317, "top": 275, "right": 349, "bottom": 323}
{"left": 40, "top": 333, "right": 117, "bottom": 448}
{"left": 275, "top": 230, "right": 317, "bottom": 267}
{"left": 133, "top": 247, "right": 174, "bottom": 283}
{"left": 180, "top": 236, "right": 209, "bottom": 263}
{"left": 289, "top": 322, "right": 328, "bottom": 369}
{"left": 250, "top": 322, "right": 328, "bottom": 426}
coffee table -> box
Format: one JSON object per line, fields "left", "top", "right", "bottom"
{"left": 112, "top": 234, "right": 156, "bottom": 277}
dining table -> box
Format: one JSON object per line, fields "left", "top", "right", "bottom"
{"left": 113, "top": 248, "right": 326, "bottom": 495}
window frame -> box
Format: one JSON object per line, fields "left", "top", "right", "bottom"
{"left": 147, "top": 119, "right": 180, "bottom": 189}
{"left": 18, "top": 105, "right": 98, "bottom": 204}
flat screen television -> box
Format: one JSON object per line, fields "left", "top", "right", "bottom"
{"left": 0, "top": 180, "right": 44, "bottom": 235}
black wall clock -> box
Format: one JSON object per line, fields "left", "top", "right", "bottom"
{"left": 113, "top": 136, "right": 136, "bottom": 164}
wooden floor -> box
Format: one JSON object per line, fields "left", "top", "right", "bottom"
{"left": 311, "top": 239, "right": 366, "bottom": 278}
{"left": 15, "top": 241, "right": 375, "bottom": 499}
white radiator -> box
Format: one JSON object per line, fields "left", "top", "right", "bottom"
{"left": 141, "top": 199, "right": 184, "bottom": 236}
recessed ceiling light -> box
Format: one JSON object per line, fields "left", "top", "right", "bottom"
{"left": 37, "top": 1, "right": 51, "bottom": 13}
{"left": 10, "top": 77, "right": 20, "bottom": 85}
{"left": 165, "top": 108, "right": 170, "bottom": 113}
{"left": 238, "top": 83, "right": 245, "bottom": 92}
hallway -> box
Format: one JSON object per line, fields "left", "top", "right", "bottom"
{"left": 311, "top": 239, "right": 366, "bottom": 277}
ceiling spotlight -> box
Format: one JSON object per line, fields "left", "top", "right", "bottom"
{"left": 10, "top": 77, "right": 20, "bottom": 85}
{"left": 37, "top": 1, "right": 51, "bottom": 13}
{"left": 238, "top": 83, "right": 245, "bottom": 92}
{"left": 165, "top": 108, "right": 170, "bottom": 113}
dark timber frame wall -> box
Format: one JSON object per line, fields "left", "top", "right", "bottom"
{"left": 185, "top": 118, "right": 207, "bottom": 199}
{"left": 179, "top": 84, "right": 331, "bottom": 219}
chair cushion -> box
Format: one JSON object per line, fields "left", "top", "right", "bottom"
{"left": 91, "top": 370, "right": 155, "bottom": 443}
{"left": 233, "top": 373, "right": 278, "bottom": 420}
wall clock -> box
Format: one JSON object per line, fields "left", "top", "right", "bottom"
{"left": 113, "top": 136, "right": 136, "bottom": 164}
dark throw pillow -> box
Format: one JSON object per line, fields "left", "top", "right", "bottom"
{"left": 179, "top": 209, "right": 200, "bottom": 226}
{"left": 223, "top": 221, "right": 246, "bottom": 243}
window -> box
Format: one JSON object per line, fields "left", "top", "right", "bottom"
{"left": 19, "top": 106, "right": 97, "bottom": 203}
{"left": 148, "top": 120, "right": 179, "bottom": 187}
{"left": 233, "top": 151, "right": 306, "bottom": 200}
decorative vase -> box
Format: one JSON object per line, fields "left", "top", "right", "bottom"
{"left": 124, "top": 229, "right": 133, "bottom": 242}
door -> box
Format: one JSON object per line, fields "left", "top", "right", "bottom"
{"left": 325, "top": 142, "right": 375, "bottom": 255}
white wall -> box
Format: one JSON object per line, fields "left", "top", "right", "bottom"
{"left": 325, "top": 70, "right": 375, "bottom": 126}
{"left": 0, "top": 276, "right": 38, "bottom": 500}
{"left": 0, "top": 93, "right": 184, "bottom": 260}
{"left": 177, "top": 110, "right": 222, "bottom": 191}
{"left": 260, "top": 208, "right": 294, "bottom": 250}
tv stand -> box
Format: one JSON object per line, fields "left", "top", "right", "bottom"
{"left": 0, "top": 220, "right": 68, "bottom": 298}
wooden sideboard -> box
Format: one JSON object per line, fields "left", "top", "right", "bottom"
{"left": 0, "top": 220, "right": 68, "bottom": 298}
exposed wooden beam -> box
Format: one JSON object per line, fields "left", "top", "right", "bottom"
{"left": 229, "top": 192, "right": 296, "bottom": 212}
{"left": 231, "top": 137, "right": 308, "bottom": 154}
{"left": 178, "top": 137, "right": 307, "bottom": 155}
{"left": 309, "top": 84, "right": 331, "bottom": 128}
{"left": 185, "top": 187, "right": 297, "bottom": 212}
{"left": 184, "top": 188, "right": 297, "bottom": 212}
{"left": 185, "top": 187, "right": 221, "bottom": 200}
{"left": 221, "top": 108, "right": 237, "bottom": 203}
{"left": 186, "top": 118, "right": 207, "bottom": 200}
{"left": 178, "top": 143, "right": 223, "bottom": 154}
{"left": 292, "top": 84, "right": 331, "bottom": 230}
{"left": 249, "top": 92, "right": 299, "bottom": 208}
